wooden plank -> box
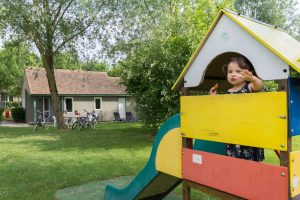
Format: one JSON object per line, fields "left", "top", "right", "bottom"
{"left": 182, "top": 148, "right": 288, "bottom": 200}
{"left": 288, "top": 78, "right": 300, "bottom": 136}
{"left": 278, "top": 79, "right": 291, "bottom": 200}
{"left": 290, "top": 150, "right": 300, "bottom": 197}
{"left": 181, "top": 92, "right": 287, "bottom": 150}
{"left": 156, "top": 128, "right": 182, "bottom": 178}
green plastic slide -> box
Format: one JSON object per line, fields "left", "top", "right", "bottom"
{"left": 104, "top": 114, "right": 181, "bottom": 200}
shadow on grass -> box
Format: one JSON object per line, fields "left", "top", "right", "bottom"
{"left": 0, "top": 122, "right": 154, "bottom": 152}
{"left": 0, "top": 152, "right": 148, "bottom": 200}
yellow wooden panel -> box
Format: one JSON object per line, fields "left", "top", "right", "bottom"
{"left": 181, "top": 92, "right": 287, "bottom": 150}
{"left": 156, "top": 128, "right": 182, "bottom": 178}
{"left": 290, "top": 151, "right": 300, "bottom": 197}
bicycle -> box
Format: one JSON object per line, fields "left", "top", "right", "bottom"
{"left": 34, "top": 110, "right": 54, "bottom": 131}
{"left": 71, "top": 116, "right": 86, "bottom": 130}
{"left": 82, "top": 109, "right": 98, "bottom": 129}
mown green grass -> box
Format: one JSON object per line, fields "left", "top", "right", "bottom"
{"left": 0, "top": 123, "right": 153, "bottom": 200}
{"left": 1, "top": 122, "right": 299, "bottom": 200}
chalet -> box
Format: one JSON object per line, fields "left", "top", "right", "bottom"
{"left": 22, "top": 68, "right": 136, "bottom": 123}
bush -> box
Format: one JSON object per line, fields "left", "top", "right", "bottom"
{"left": 6, "top": 101, "right": 20, "bottom": 108}
{"left": 11, "top": 107, "right": 25, "bottom": 122}
{"left": 0, "top": 108, "right": 4, "bottom": 122}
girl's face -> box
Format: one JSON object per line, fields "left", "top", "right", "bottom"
{"left": 227, "top": 62, "right": 245, "bottom": 86}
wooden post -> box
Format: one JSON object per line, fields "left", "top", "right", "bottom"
{"left": 278, "top": 79, "right": 292, "bottom": 200}
{"left": 181, "top": 87, "right": 193, "bottom": 200}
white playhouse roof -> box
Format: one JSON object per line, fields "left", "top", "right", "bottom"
{"left": 172, "top": 9, "right": 300, "bottom": 91}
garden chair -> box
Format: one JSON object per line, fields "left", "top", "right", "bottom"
{"left": 126, "top": 112, "right": 137, "bottom": 122}
{"left": 113, "top": 112, "right": 124, "bottom": 122}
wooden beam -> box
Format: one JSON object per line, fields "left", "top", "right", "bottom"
{"left": 279, "top": 79, "right": 292, "bottom": 200}
{"left": 184, "top": 179, "right": 244, "bottom": 200}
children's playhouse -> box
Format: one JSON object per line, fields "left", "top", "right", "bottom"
{"left": 105, "top": 9, "right": 300, "bottom": 200}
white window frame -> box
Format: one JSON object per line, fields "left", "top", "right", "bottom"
{"left": 94, "top": 97, "right": 102, "bottom": 110}
{"left": 43, "top": 97, "right": 50, "bottom": 120}
{"left": 64, "top": 97, "right": 74, "bottom": 113}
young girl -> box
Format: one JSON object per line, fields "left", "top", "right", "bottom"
{"left": 210, "top": 56, "right": 264, "bottom": 162}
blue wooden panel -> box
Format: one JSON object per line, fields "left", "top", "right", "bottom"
{"left": 288, "top": 77, "right": 300, "bottom": 136}
{"left": 194, "top": 139, "right": 225, "bottom": 155}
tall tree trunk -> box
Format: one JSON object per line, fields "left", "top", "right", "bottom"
{"left": 42, "top": 55, "right": 65, "bottom": 129}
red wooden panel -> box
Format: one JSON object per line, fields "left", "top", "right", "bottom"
{"left": 182, "top": 148, "right": 288, "bottom": 200}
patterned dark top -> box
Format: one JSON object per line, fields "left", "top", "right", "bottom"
{"left": 226, "top": 83, "right": 265, "bottom": 162}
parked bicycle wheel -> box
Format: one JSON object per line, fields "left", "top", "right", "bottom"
{"left": 34, "top": 124, "right": 38, "bottom": 131}
{"left": 79, "top": 120, "right": 86, "bottom": 130}
{"left": 72, "top": 121, "right": 79, "bottom": 130}
{"left": 34, "top": 122, "right": 44, "bottom": 131}
{"left": 90, "top": 119, "right": 97, "bottom": 129}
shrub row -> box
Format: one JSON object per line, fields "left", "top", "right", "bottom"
{"left": 11, "top": 107, "right": 25, "bottom": 122}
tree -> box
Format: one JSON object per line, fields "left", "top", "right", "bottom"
{"left": 117, "top": 0, "right": 234, "bottom": 130}
{"left": 121, "top": 36, "right": 193, "bottom": 130}
{"left": 0, "top": 1, "right": 115, "bottom": 128}
{"left": 54, "top": 51, "right": 81, "bottom": 70}
{"left": 108, "top": 63, "right": 123, "bottom": 77}
{"left": 80, "top": 60, "right": 109, "bottom": 72}
{"left": 0, "top": 41, "right": 41, "bottom": 96}
{"left": 234, "top": 0, "right": 300, "bottom": 38}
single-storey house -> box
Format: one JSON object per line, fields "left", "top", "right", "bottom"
{"left": 22, "top": 68, "right": 136, "bottom": 123}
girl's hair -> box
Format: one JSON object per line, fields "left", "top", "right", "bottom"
{"left": 223, "top": 56, "right": 257, "bottom": 76}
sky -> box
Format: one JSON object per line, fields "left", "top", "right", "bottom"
{"left": 297, "top": 0, "right": 300, "bottom": 13}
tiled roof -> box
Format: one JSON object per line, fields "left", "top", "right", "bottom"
{"left": 25, "top": 68, "right": 127, "bottom": 95}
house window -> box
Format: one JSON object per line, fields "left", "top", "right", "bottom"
{"left": 65, "top": 97, "right": 73, "bottom": 112}
{"left": 94, "top": 97, "right": 101, "bottom": 110}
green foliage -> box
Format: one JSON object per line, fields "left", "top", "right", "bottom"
{"left": 121, "top": 36, "right": 193, "bottom": 130}
{"left": 0, "top": 1, "right": 117, "bottom": 128}
{"left": 291, "top": 68, "right": 300, "bottom": 78}
{"left": 0, "top": 41, "right": 41, "bottom": 95}
{"left": 108, "top": 64, "right": 124, "bottom": 77}
{"left": 54, "top": 52, "right": 110, "bottom": 72}
{"left": 6, "top": 101, "right": 20, "bottom": 109}
{"left": 263, "top": 81, "right": 278, "bottom": 92}
{"left": 54, "top": 52, "right": 81, "bottom": 70}
{"left": 179, "top": 0, "right": 235, "bottom": 47}
{"left": 0, "top": 108, "right": 4, "bottom": 122}
{"left": 11, "top": 107, "right": 25, "bottom": 122}
{"left": 81, "top": 60, "right": 109, "bottom": 72}
{"left": 234, "top": 0, "right": 300, "bottom": 39}
{"left": 115, "top": 0, "right": 234, "bottom": 130}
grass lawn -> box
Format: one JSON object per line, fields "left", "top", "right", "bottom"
{"left": 1, "top": 122, "right": 299, "bottom": 200}
{"left": 0, "top": 123, "right": 154, "bottom": 200}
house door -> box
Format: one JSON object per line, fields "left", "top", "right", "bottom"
{"left": 43, "top": 97, "right": 50, "bottom": 120}
{"left": 118, "top": 98, "right": 126, "bottom": 119}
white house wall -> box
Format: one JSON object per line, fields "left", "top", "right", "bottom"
{"left": 101, "top": 97, "right": 118, "bottom": 121}
{"left": 126, "top": 98, "right": 137, "bottom": 117}
{"left": 21, "top": 76, "right": 30, "bottom": 108}
{"left": 71, "top": 96, "right": 136, "bottom": 121}
{"left": 184, "top": 14, "right": 289, "bottom": 88}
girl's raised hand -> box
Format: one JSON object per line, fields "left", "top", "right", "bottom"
{"left": 209, "top": 83, "right": 219, "bottom": 95}
{"left": 241, "top": 70, "right": 254, "bottom": 82}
